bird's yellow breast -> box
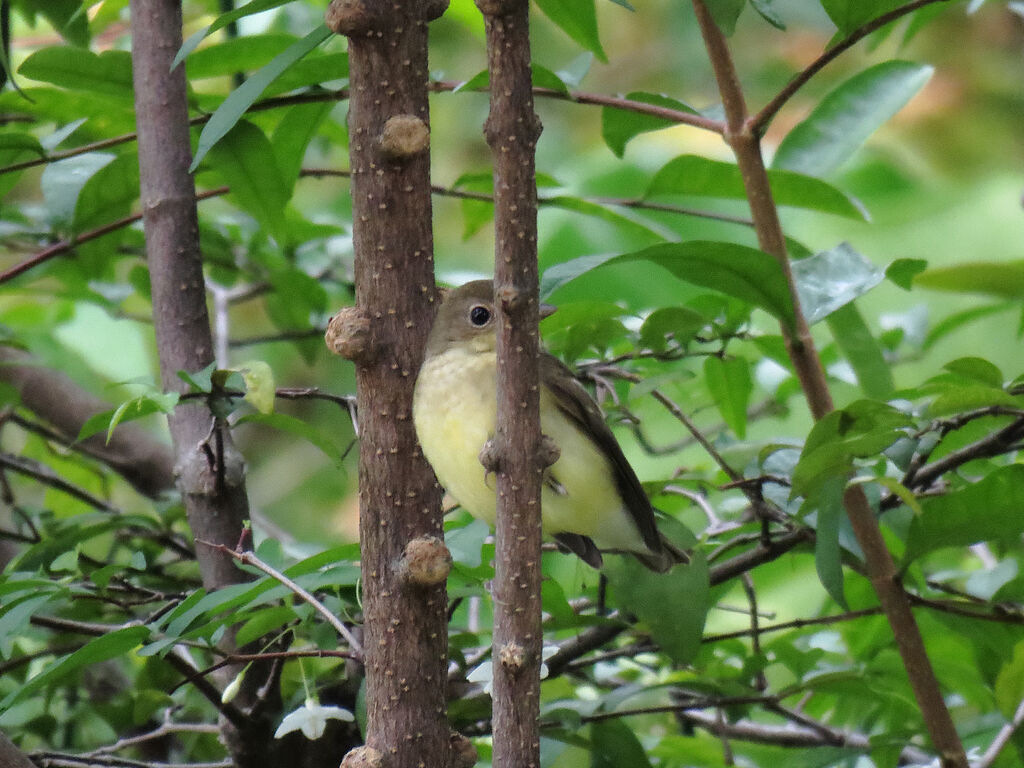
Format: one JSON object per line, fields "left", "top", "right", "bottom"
{"left": 413, "top": 347, "right": 646, "bottom": 553}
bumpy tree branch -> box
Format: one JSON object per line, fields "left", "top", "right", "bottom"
{"left": 475, "top": 0, "right": 546, "bottom": 764}
{"left": 690, "top": 3, "right": 967, "bottom": 765}
{"left": 324, "top": 0, "right": 451, "bottom": 763}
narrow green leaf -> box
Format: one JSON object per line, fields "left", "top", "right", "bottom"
{"left": 703, "top": 356, "right": 752, "bottom": 438}
{"left": 235, "top": 606, "right": 299, "bottom": 648}
{"left": 750, "top": 0, "right": 786, "bottom": 29}
{"left": 41, "top": 153, "right": 116, "bottom": 231}
{"left": 826, "top": 302, "right": 894, "bottom": 399}
{"left": 927, "top": 385, "right": 1020, "bottom": 418}
{"left": 236, "top": 412, "right": 342, "bottom": 464}
{"left": 18, "top": 47, "right": 133, "bottom": 98}
{"left": 924, "top": 302, "right": 1013, "bottom": 351}
{"left": 793, "top": 242, "right": 883, "bottom": 325}
{"left": 191, "top": 25, "right": 332, "bottom": 171}
{"left": 531, "top": 64, "right": 571, "bottom": 95}
{"left": 0, "top": 594, "right": 54, "bottom": 658}
{"left": 812, "top": 477, "right": 848, "bottom": 608}
{"left": 272, "top": 101, "right": 334, "bottom": 196}
{"left": 820, "top": 0, "right": 905, "bottom": 34}
{"left": 0, "top": 133, "right": 45, "bottom": 157}
{"left": 0, "top": 626, "right": 150, "bottom": 715}
{"left": 590, "top": 719, "right": 653, "bottom": 768}
{"left": 773, "top": 61, "right": 933, "bottom": 177}
{"left": 600, "top": 92, "right": 698, "bottom": 158}
{"left": 186, "top": 34, "right": 300, "bottom": 79}
{"left": 172, "top": 0, "right": 296, "bottom": 69}
{"left": 646, "top": 155, "right": 867, "bottom": 220}
{"left": 208, "top": 120, "right": 290, "bottom": 243}
{"left": 607, "top": 552, "right": 709, "bottom": 665}
{"left": 915, "top": 260, "right": 1024, "bottom": 298}
{"left": 543, "top": 195, "right": 666, "bottom": 242}
{"left": 534, "top": 0, "right": 608, "bottom": 63}
{"left": 541, "top": 241, "right": 795, "bottom": 326}
{"left": 994, "top": 641, "right": 1024, "bottom": 720}
{"left": 906, "top": 465, "right": 1024, "bottom": 563}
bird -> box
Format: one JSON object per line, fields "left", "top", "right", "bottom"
{"left": 412, "top": 279, "right": 687, "bottom": 572}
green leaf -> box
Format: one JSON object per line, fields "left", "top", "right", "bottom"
{"left": 607, "top": 552, "right": 709, "bottom": 665}
{"left": 915, "top": 260, "right": 1024, "bottom": 298}
{"left": 995, "top": 641, "right": 1024, "bottom": 721}
{"left": 924, "top": 303, "right": 1012, "bottom": 351}
{"left": 703, "top": 0, "right": 745, "bottom": 36}
{"left": 0, "top": 626, "right": 150, "bottom": 716}
{"left": 905, "top": 465, "right": 1024, "bottom": 563}
{"left": 944, "top": 357, "right": 1004, "bottom": 388}
{"left": 532, "top": 64, "right": 571, "bottom": 95}
{"left": 927, "top": 385, "right": 1020, "bottom": 418}
{"left": 590, "top": 718, "right": 653, "bottom": 768}
{"left": 639, "top": 306, "right": 706, "bottom": 351}
{"left": 703, "top": 356, "right": 752, "bottom": 438}
{"left": 827, "top": 302, "right": 894, "bottom": 399}
{"left": 208, "top": 120, "right": 290, "bottom": 244}
{"left": 820, "top": 0, "right": 905, "bottom": 35}
{"left": 77, "top": 392, "right": 179, "bottom": 442}
{"left": 185, "top": 34, "right": 303, "bottom": 79}
{"left": 792, "top": 401, "right": 913, "bottom": 499}
{"left": 0, "top": 132, "right": 45, "bottom": 158}
{"left": 191, "top": 25, "right": 332, "bottom": 171}
{"left": 600, "top": 92, "right": 698, "bottom": 158}
{"left": 534, "top": 0, "right": 608, "bottom": 63}
{"left": 238, "top": 360, "right": 276, "bottom": 415}
{"left": 272, "top": 102, "right": 334, "bottom": 201}
{"left": 173, "top": 0, "right": 297, "bottom": 69}
{"left": 750, "top": 0, "right": 786, "bottom": 29}
{"left": 235, "top": 606, "right": 299, "bottom": 648}
{"left": 646, "top": 155, "right": 866, "bottom": 220}
{"left": 73, "top": 153, "right": 140, "bottom": 234}
{"left": 792, "top": 242, "right": 883, "bottom": 325}
{"left": 541, "top": 241, "right": 795, "bottom": 326}
{"left": 543, "top": 195, "right": 666, "bottom": 242}
{"left": 812, "top": 476, "right": 848, "bottom": 608}
{"left": 773, "top": 61, "right": 933, "bottom": 177}
{"left": 41, "top": 153, "right": 115, "bottom": 231}
{"left": 885, "top": 258, "right": 928, "bottom": 290}
{"left": 18, "top": 47, "right": 133, "bottom": 99}
{"left": 0, "top": 594, "right": 55, "bottom": 658}
{"left": 235, "top": 412, "right": 342, "bottom": 464}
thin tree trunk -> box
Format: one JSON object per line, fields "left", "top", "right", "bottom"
{"left": 477, "top": 0, "right": 545, "bottom": 765}
{"left": 324, "top": 0, "right": 451, "bottom": 765}
{"left": 129, "top": 2, "right": 280, "bottom": 766}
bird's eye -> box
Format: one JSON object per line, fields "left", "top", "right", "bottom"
{"left": 469, "top": 305, "right": 491, "bottom": 326}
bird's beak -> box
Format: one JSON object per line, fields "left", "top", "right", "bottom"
{"left": 540, "top": 301, "right": 557, "bottom": 320}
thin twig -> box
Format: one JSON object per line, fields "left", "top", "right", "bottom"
{"left": 195, "top": 540, "right": 364, "bottom": 658}
{"left": 978, "top": 697, "right": 1024, "bottom": 768}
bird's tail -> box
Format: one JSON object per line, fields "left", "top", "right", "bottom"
{"left": 633, "top": 533, "right": 690, "bottom": 573}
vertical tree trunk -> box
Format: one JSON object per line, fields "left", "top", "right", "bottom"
{"left": 477, "top": 0, "right": 545, "bottom": 765}
{"left": 325, "top": 1, "right": 451, "bottom": 766}
{"left": 130, "top": 3, "right": 278, "bottom": 766}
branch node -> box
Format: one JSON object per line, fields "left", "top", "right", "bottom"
{"left": 325, "top": 306, "right": 376, "bottom": 363}
{"left": 538, "top": 434, "right": 560, "bottom": 469}
{"left": 498, "top": 641, "right": 526, "bottom": 672}
{"left": 325, "top": 0, "right": 384, "bottom": 36}
{"left": 341, "top": 745, "right": 387, "bottom": 768}
{"left": 449, "top": 732, "right": 479, "bottom": 768}
{"left": 496, "top": 283, "right": 523, "bottom": 313}
{"left": 380, "top": 115, "right": 430, "bottom": 160}
{"left": 399, "top": 535, "right": 452, "bottom": 586}
{"left": 474, "top": 0, "right": 514, "bottom": 17}
{"left": 478, "top": 438, "right": 500, "bottom": 475}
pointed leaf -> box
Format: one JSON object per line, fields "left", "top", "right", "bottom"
{"left": 173, "top": 0, "right": 297, "bottom": 69}
{"left": 19, "top": 47, "right": 133, "bottom": 98}
{"left": 703, "top": 0, "right": 745, "bottom": 35}
{"left": 826, "top": 303, "right": 894, "bottom": 399}
{"left": 915, "top": 260, "right": 1024, "bottom": 298}
{"left": 534, "top": 0, "right": 608, "bottom": 63}
{"left": 703, "top": 356, "right": 752, "bottom": 438}
{"left": 600, "top": 92, "right": 699, "bottom": 157}
{"left": 646, "top": 155, "right": 866, "bottom": 220}
{"left": 191, "top": 25, "right": 332, "bottom": 170}
{"left": 812, "top": 477, "right": 848, "bottom": 608}
{"left": 773, "top": 61, "right": 933, "bottom": 177}
{"left": 792, "top": 242, "right": 883, "bottom": 325}
{"left": 590, "top": 719, "right": 653, "bottom": 768}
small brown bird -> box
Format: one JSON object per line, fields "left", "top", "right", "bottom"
{"left": 413, "top": 280, "right": 687, "bottom": 572}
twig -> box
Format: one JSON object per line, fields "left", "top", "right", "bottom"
{"left": 195, "top": 540, "right": 364, "bottom": 658}
{"left": 0, "top": 452, "right": 119, "bottom": 512}
{"left": 978, "top": 697, "right": 1024, "bottom": 768}
{"left": 752, "top": 0, "right": 953, "bottom": 132}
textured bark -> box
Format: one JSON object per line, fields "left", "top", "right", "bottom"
{"left": 326, "top": 0, "right": 450, "bottom": 764}
{"left": 477, "top": 0, "right": 545, "bottom": 765}
{"left": 130, "top": 2, "right": 278, "bottom": 766}
{"left": 691, "top": 3, "right": 968, "bottom": 766}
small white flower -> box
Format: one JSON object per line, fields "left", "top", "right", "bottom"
{"left": 274, "top": 697, "right": 355, "bottom": 740}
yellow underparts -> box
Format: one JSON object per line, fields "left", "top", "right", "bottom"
{"left": 413, "top": 345, "right": 647, "bottom": 554}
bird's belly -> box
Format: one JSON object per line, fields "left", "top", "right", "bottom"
{"left": 413, "top": 350, "right": 646, "bottom": 553}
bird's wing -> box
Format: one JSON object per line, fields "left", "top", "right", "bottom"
{"left": 540, "top": 353, "right": 663, "bottom": 553}
{"left": 554, "top": 532, "right": 603, "bottom": 568}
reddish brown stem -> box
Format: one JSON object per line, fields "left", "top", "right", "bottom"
{"left": 476, "top": 0, "right": 545, "bottom": 765}
{"left": 691, "top": 3, "right": 967, "bottom": 765}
